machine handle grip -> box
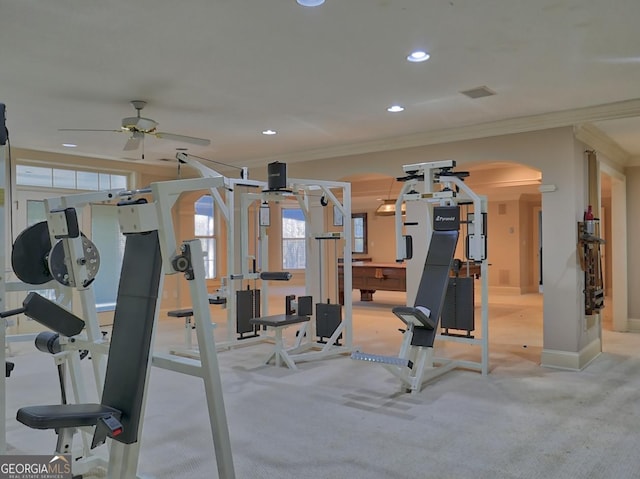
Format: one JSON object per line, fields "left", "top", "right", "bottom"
{"left": 0, "top": 307, "right": 26, "bottom": 318}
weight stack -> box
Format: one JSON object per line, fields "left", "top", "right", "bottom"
{"left": 316, "top": 302, "right": 342, "bottom": 345}
{"left": 441, "top": 277, "right": 474, "bottom": 332}
{"left": 267, "top": 161, "right": 287, "bottom": 190}
{"left": 236, "top": 289, "right": 261, "bottom": 338}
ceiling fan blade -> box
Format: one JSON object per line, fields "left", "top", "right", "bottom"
{"left": 58, "top": 128, "right": 123, "bottom": 132}
{"left": 123, "top": 136, "right": 141, "bottom": 151}
{"left": 154, "top": 132, "right": 211, "bottom": 146}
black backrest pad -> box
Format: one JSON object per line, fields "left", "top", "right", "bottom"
{"left": 99, "top": 231, "right": 162, "bottom": 444}
{"left": 411, "top": 230, "right": 459, "bottom": 347}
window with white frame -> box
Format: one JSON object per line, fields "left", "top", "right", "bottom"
{"left": 195, "top": 195, "right": 216, "bottom": 279}
{"left": 16, "top": 164, "right": 127, "bottom": 190}
{"left": 16, "top": 163, "right": 130, "bottom": 311}
{"left": 352, "top": 213, "right": 368, "bottom": 254}
{"left": 91, "top": 204, "right": 126, "bottom": 311}
{"left": 282, "top": 208, "right": 306, "bottom": 269}
{"left": 26, "top": 200, "right": 46, "bottom": 227}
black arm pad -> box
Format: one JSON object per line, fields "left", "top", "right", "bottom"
{"left": 22, "top": 292, "right": 85, "bottom": 337}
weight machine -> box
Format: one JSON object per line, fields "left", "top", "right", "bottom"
{"left": 172, "top": 152, "right": 265, "bottom": 351}
{"left": 3, "top": 189, "right": 132, "bottom": 476}
{"left": 239, "top": 162, "right": 353, "bottom": 368}
{"left": 352, "top": 159, "right": 489, "bottom": 394}
{"left": 8, "top": 177, "right": 235, "bottom": 478}
{"left": 175, "top": 154, "right": 354, "bottom": 368}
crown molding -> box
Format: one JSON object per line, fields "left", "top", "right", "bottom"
{"left": 573, "top": 123, "right": 631, "bottom": 167}
{"left": 244, "top": 98, "right": 640, "bottom": 168}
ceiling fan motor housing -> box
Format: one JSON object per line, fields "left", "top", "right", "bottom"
{"left": 121, "top": 116, "right": 158, "bottom": 132}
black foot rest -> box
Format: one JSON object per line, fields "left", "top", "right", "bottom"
{"left": 392, "top": 306, "right": 435, "bottom": 329}
{"left": 249, "top": 314, "right": 310, "bottom": 328}
{"left": 17, "top": 404, "right": 121, "bottom": 430}
{"left": 208, "top": 297, "right": 227, "bottom": 305}
{"left": 5, "top": 361, "right": 14, "bottom": 378}
{"left": 351, "top": 351, "right": 413, "bottom": 369}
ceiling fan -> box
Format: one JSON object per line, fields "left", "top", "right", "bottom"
{"left": 59, "top": 100, "right": 211, "bottom": 152}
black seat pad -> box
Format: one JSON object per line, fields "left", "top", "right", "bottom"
{"left": 250, "top": 314, "right": 310, "bottom": 327}
{"left": 17, "top": 404, "right": 120, "bottom": 430}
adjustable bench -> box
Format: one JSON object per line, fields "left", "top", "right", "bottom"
{"left": 15, "top": 230, "right": 163, "bottom": 467}
{"left": 249, "top": 314, "right": 311, "bottom": 369}
{"left": 248, "top": 295, "right": 312, "bottom": 370}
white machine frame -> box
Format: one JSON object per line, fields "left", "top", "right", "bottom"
{"left": 5, "top": 177, "right": 235, "bottom": 478}
{"left": 176, "top": 153, "right": 354, "bottom": 367}
{"left": 0, "top": 187, "right": 127, "bottom": 473}
{"left": 403, "top": 160, "right": 488, "bottom": 383}
{"left": 355, "top": 160, "right": 489, "bottom": 394}
{"left": 239, "top": 176, "right": 354, "bottom": 366}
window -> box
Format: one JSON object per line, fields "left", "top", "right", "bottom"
{"left": 16, "top": 164, "right": 128, "bottom": 191}
{"left": 26, "top": 200, "right": 46, "bottom": 227}
{"left": 53, "top": 169, "right": 76, "bottom": 189}
{"left": 77, "top": 171, "right": 99, "bottom": 190}
{"left": 352, "top": 213, "right": 368, "bottom": 254}
{"left": 16, "top": 166, "right": 130, "bottom": 312}
{"left": 282, "top": 208, "right": 306, "bottom": 269}
{"left": 195, "top": 195, "right": 216, "bottom": 279}
{"left": 91, "top": 204, "right": 126, "bottom": 311}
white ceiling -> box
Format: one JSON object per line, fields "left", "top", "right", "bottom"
{"left": 2, "top": 0, "right": 640, "bottom": 167}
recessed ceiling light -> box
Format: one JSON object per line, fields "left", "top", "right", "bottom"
{"left": 296, "top": 0, "right": 325, "bottom": 6}
{"left": 262, "top": 129, "right": 277, "bottom": 135}
{"left": 176, "top": 147, "right": 188, "bottom": 151}
{"left": 387, "top": 105, "right": 405, "bottom": 113}
{"left": 407, "top": 51, "right": 430, "bottom": 63}
{"left": 62, "top": 143, "right": 77, "bottom": 148}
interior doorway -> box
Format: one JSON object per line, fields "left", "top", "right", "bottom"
{"left": 533, "top": 207, "right": 543, "bottom": 293}
{"left": 599, "top": 167, "right": 629, "bottom": 332}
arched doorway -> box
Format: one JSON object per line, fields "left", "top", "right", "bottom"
{"left": 341, "top": 162, "right": 546, "bottom": 364}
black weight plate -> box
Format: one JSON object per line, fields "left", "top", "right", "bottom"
{"left": 11, "top": 221, "right": 53, "bottom": 285}
{"left": 48, "top": 241, "right": 70, "bottom": 286}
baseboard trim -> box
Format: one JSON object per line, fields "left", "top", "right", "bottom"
{"left": 628, "top": 318, "right": 640, "bottom": 332}
{"left": 541, "top": 338, "right": 602, "bottom": 371}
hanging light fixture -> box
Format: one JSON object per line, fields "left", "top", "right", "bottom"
{"left": 375, "top": 178, "right": 405, "bottom": 216}
{"left": 375, "top": 199, "right": 397, "bottom": 216}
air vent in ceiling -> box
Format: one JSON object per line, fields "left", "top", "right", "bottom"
{"left": 460, "top": 86, "right": 496, "bottom": 99}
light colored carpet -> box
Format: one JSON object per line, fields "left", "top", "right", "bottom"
{"left": 5, "top": 292, "right": 640, "bottom": 478}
